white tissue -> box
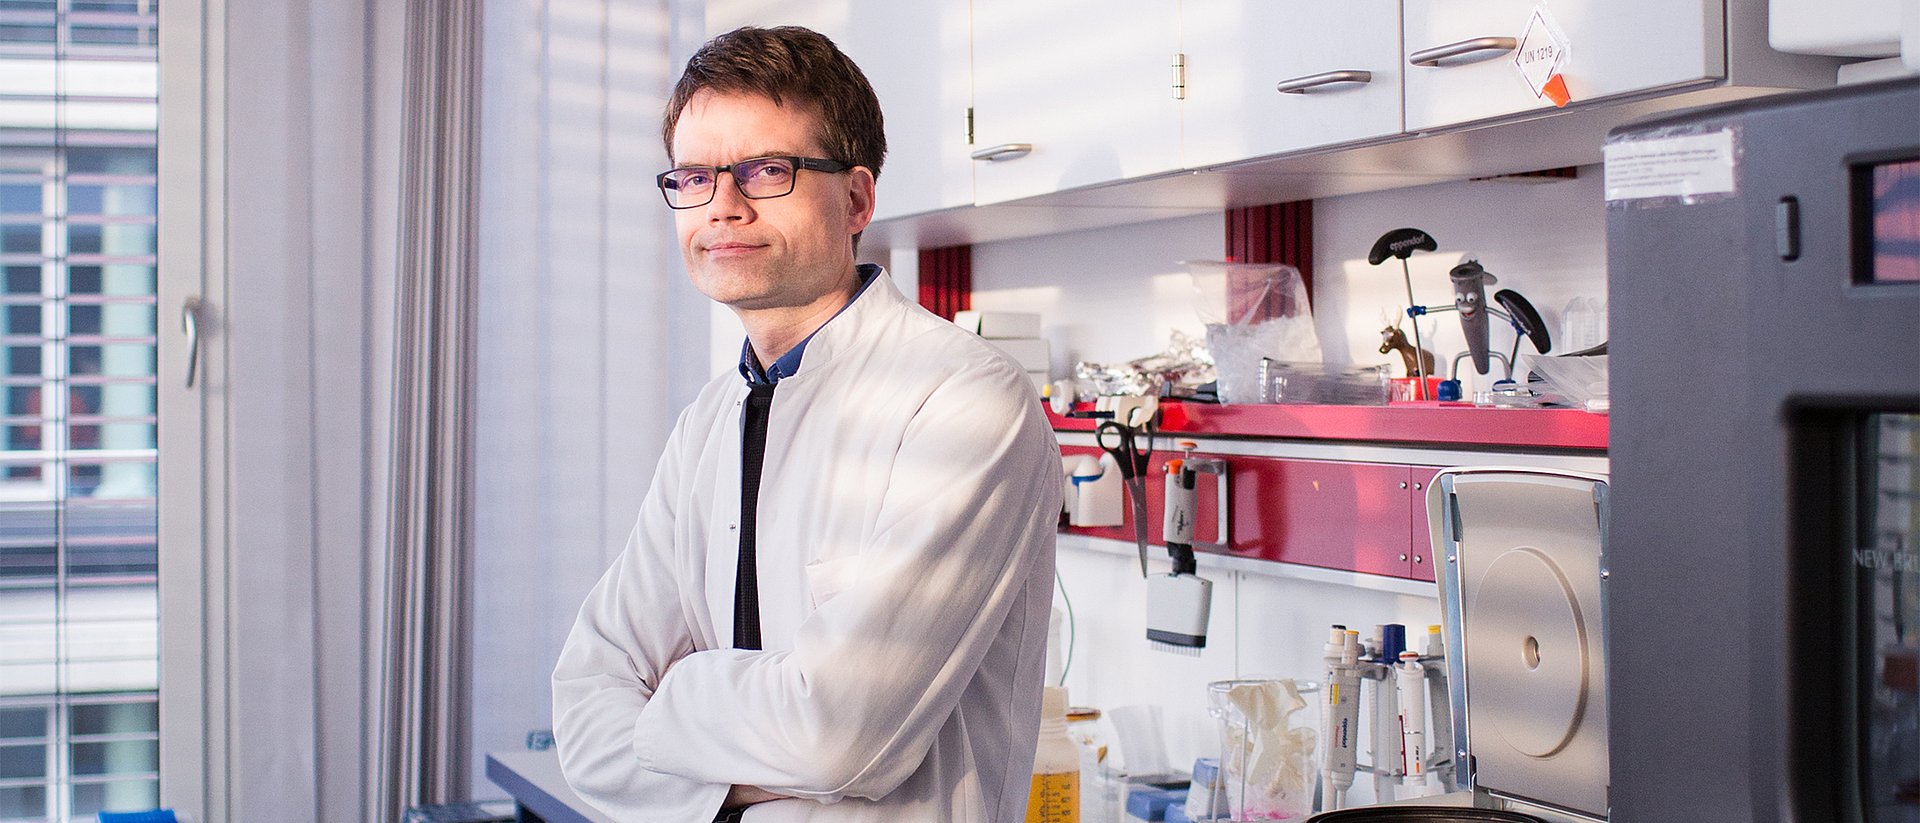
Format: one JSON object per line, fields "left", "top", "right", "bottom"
{"left": 1222, "top": 679, "right": 1318, "bottom": 817}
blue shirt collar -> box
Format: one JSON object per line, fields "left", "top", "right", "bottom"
{"left": 739, "top": 263, "right": 882, "bottom": 385}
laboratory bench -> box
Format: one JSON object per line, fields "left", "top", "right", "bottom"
{"left": 1044, "top": 401, "right": 1608, "bottom": 451}
{"left": 487, "top": 750, "right": 613, "bottom": 823}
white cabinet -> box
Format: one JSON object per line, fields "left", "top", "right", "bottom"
{"left": 1402, "top": 0, "right": 1723, "bottom": 132}
{"left": 834, "top": 0, "right": 974, "bottom": 221}
{"left": 969, "top": 0, "right": 1183, "bottom": 205}
{"left": 1182, "top": 1, "right": 1405, "bottom": 169}
{"left": 705, "top": 0, "right": 973, "bottom": 222}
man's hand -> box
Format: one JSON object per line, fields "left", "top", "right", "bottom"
{"left": 724, "top": 785, "right": 782, "bottom": 809}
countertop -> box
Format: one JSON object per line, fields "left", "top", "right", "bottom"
{"left": 1045, "top": 400, "right": 1608, "bottom": 451}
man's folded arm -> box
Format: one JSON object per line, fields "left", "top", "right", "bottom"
{"left": 552, "top": 426, "right": 736, "bottom": 822}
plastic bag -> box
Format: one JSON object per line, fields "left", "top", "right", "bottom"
{"left": 1522, "top": 353, "right": 1610, "bottom": 413}
{"left": 1186, "top": 261, "right": 1322, "bottom": 404}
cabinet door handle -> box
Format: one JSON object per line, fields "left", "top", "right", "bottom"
{"left": 1275, "top": 70, "right": 1373, "bottom": 94}
{"left": 1400, "top": 553, "right": 1410, "bottom": 562}
{"left": 970, "top": 143, "right": 1034, "bottom": 162}
{"left": 182, "top": 296, "right": 202, "bottom": 389}
{"left": 1409, "top": 36, "right": 1518, "bottom": 67}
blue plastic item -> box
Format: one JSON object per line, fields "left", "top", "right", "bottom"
{"left": 1378, "top": 623, "right": 1406, "bottom": 662}
{"left": 98, "top": 812, "right": 177, "bottom": 823}
{"left": 1187, "top": 757, "right": 1224, "bottom": 819}
{"left": 1125, "top": 786, "right": 1189, "bottom": 820}
{"left": 1165, "top": 802, "right": 1193, "bottom": 823}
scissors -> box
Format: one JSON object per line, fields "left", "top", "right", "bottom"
{"left": 1095, "top": 419, "right": 1154, "bottom": 577}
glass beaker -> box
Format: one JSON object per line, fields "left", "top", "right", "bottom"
{"left": 1206, "top": 679, "right": 1320, "bottom": 821}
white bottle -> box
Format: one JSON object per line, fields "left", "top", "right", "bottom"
{"left": 1025, "top": 686, "right": 1079, "bottom": 823}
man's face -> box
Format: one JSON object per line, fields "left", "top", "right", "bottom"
{"left": 669, "top": 90, "right": 876, "bottom": 313}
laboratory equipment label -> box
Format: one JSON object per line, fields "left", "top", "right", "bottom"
{"left": 1603, "top": 129, "right": 1738, "bottom": 203}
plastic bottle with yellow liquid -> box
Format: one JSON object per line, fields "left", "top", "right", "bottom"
{"left": 1025, "top": 686, "right": 1079, "bottom": 823}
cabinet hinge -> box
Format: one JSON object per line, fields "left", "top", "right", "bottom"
{"left": 965, "top": 106, "right": 974, "bottom": 145}
{"left": 1171, "top": 53, "right": 1186, "bottom": 100}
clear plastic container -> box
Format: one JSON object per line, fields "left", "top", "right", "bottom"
{"left": 1206, "top": 679, "right": 1320, "bottom": 821}
{"left": 1066, "top": 707, "right": 1122, "bottom": 823}
{"left": 1260, "top": 361, "right": 1391, "bottom": 406}
{"left": 1520, "top": 354, "right": 1609, "bottom": 413}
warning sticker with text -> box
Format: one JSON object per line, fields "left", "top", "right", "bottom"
{"left": 1603, "top": 129, "right": 1738, "bottom": 203}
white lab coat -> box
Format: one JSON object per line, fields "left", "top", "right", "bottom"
{"left": 552, "top": 271, "right": 1062, "bottom": 822}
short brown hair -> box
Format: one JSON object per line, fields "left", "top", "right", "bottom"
{"left": 663, "top": 26, "right": 886, "bottom": 181}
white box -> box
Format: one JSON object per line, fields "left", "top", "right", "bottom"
{"left": 1769, "top": 0, "right": 1904, "bottom": 57}
{"left": 953, "top": 310, "right": 1042, "bottom": 339}
{"left": 987, "top": 338, "right": 1050, "bottom": 372}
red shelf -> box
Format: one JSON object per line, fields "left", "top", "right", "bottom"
{"left": 1046, "top": 400, "right": 1607, "bottom": 451}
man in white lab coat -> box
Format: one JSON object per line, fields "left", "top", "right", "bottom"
{"left": 551, "top": 26, "right": 1062, "bottom": 822}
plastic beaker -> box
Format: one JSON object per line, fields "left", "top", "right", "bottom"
{"left": 1206, "top": 679, "right": 1320, "bottom": 821}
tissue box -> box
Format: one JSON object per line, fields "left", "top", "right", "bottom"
{"left": 952, "top": 310, "right": 1041, "bottom": 338}
{"left": 1185, "top": 758, "right": 1224, "bottom": 820}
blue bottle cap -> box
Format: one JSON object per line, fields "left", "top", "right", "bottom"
{"left": 1380, "top": 624, "right": 1406, "bottom": 662}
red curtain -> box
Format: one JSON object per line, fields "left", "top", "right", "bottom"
{"left": 917, "top": 245, "right": 972, "bottom": 320}
{"left": 1226, "top": 201, "right": 1312, "bottom": 284}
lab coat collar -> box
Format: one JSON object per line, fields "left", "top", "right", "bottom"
{"left": 750, "top": 263, "right": 906, "bottom": 390}
{"left": 738, "top": 263, "right": 887, "bottom": 385}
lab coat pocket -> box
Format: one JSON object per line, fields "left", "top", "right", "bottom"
{"left": 804, "top": 555, "right": 864, "bottom": 610}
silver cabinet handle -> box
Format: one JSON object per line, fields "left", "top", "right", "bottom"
{"left": 182, "top": 296, "right": 202, "bottom": 389}
{"left": 1275, "top": 70, "right": 1373, "bottom": 94}
{"left": 1409, "top": 36, "right": 1518, "bottom": 67}
{"left": 969, "top": 143, "right": 1033, "bottom": 162}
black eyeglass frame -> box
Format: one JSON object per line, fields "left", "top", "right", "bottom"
{"left": 655, "top": 156, "right": 853, "bottom": 209}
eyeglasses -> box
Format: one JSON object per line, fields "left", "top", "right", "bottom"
{"left": 656, "top": 156, "right": 852, "bottom": 209}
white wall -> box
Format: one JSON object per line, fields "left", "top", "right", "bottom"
{"left": 1052, "top": 538, "right": 1440, "bottom": 790}
{"left": 971, "top": 168, "right": 1610, "bottom": 396}
{"left": 1312, "top": 168, "right": 1610, "bottom": 391}
{"left": 965, "top": 170, "right": 1611, "bottom": 781}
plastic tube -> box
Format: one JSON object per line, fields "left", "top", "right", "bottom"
{"left": 1423, "top": 625, "right": 1454, "bottom": 790}
{"left": 1369, "top": 626, "right": 1399, "bottom": 803}
{"left": 1396, "top": 651, "right": 1430, "bottom": 795}
{"left": 1320, "top": 627, "right": 1361, "bottom": 811}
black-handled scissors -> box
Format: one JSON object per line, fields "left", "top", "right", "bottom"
{"left": 1095, "top": 420, "right": 1154, "bottom": 576}
{"left": 1095, "top": 420, "right": 1152, "bottom": 478}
